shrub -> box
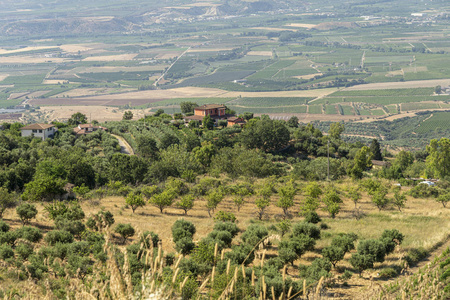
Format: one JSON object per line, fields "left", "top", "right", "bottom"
{"left": 86, "top": 210, "right": 115, "bottom": 231}
{"left": 213, "top": 211, "right": 236, "bottom": 223}
{"left": 165, "top": 252, "right": 175, "bottom": 266}
{"left": 291, "top": 222, "right": 321, "bottom": 240}
{"left": 408, "top": 184, "right": 439, "bottom": 198}
{"left": 225, "top": 243, "right": 255, "bottom": 266}
{"left": 322, "top": 246, "right": 345, "bottom": 268}
{"left": 0, "top": 244, "right": 14, "bottom": 260}
{"left": 15, "top": 242, "right": 34, "bottom": 260}
{"left": 304, "top": 211, "right": 321, "bottom": 224}
{"left": 404, "top": 247, "right": 428, "bottom": 267}
{"left": 339, "top": 270, "right": 353, "bottom": 280}
{"left": 67, "top": 241, "right": 91, "bottom": 257}
{"left": 331, "top": 233, "right": 357, "bottom": 253}
{"left": 16, "top": 203, "right": 38, "bottom": 225}
{"left": 349, "top": 253, "right": 374, "bottom": 275}
{"left": 0, "top": 220, "right": 10, "bottom": 232}
{"left": 241, "top": 224, "right": 268, "bottom": 246}
{"left": 208, "top": 230, "right": 233, "bottom": 248}
{"left": 45, "top": 230, "right": 74, "bottom": 245}
{"left": 140, "top": 231, "right": 159, "bottom": 248}
{"left": 0, "top": 231, "right": 18, "bottom": 246}
{"left": 299, "top": 258, "right": 332, "bottom": 281}
{"left": 357, "top": 239, "right": 387, "bottom": 263}
{"left": 114, "top": 224, "right": 135, "bottom": 244}
{"left": 55, "top": 218, "right": 85, "bottom": 238}
{"left": 17, "top": 226, "right": 43, "bottom": 243}
{"left": 172, "top": 219, "right": 196, "bottom": 243}
{"left": 378, "top": 267, "right": 398, "bottom": 279}
{"left": 213, "top": 222, "right": 239, "bottom": 237}
{"left": 175, "top": 237, "right": 195, "bottom": 255}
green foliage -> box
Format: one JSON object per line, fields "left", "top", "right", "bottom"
{"left": 276, "top": 180, "right": 296, "bottom": 217}
{"left": 125, "top": 191, "right": 145, "bottom": 213}
{"left": 86, "top": 210, "right": 115, "bottom": 231}
{"left": 213, "top": 211, "right": 236, "bottom": 223}
{"left": 299, "top": 258, "right": 332, "bottom": 281}
{"left": 0, "top": 244, "right": 14, "bottom": 260}
{"left": 426, "top": 138, "right": 450, "bottom": 178}
{"left": 277, "top": 219, "right": 292, "bottom": 237}
{"left": 331, "top": 233, "right": 357, "bottom": 253}
{"left": 213, "top": 222, "right": 239, "bottom": 238}
{"left": 45, "top": 230, "right": 74, "bottom": 245}
{"left": 241, "top": 224, "right": 268, "bottom": 247}
{"left": 175, "top": 237, "right": 195, "bottom": 255}
{"left": 322, "top": 246, "right": 345, "bottom": 268}
{"left": 16, "top": 203, "right": 38, "bottom": 225}
{"left": 322, "top": 190, "right": 342, "bottom": 218}
{"left": 240, "top": 118, "right": 290, "bottom": 152}
{"left": 176, "top": 194, "right": 195, "bottom": 215}
{"left": 436, "top": 193, "right": 450, "bottom": 208}
{"left": 348, "top": 146, "right": 373, "bottom": 179}
{"left": 150, "top": 189, "right": 177, "bottom": 213}
{"left": 22, "top": 175, "right": 66, "bottom": 202}
{"left": 304, "top": 211, "right": 321, "bottom": 224}
{"left": 0, "top": 187, "right": 17, "bottom": 218}
{"left": 291, "top": 222, "right": 321, "bottom": 240}
{"left": 67, "top": 112, "right": 87, "bottom": 125}
{"left": 349, "top": 253, "right": 374, "bottom": 275}
{"left": 15, "top": 242, "right": 34, "bottom": 260}
{"left": 393, "top": 190, "right": 407, "bottom": 211}
{"left": 17, "top": 226, "right": 43, "bottom": 243}
{"left": 357, "top": 239, "right": 387, "bottom": 263}
{"left": 303, "top": 182, "right": 323, "bottom": 199}
{"left": 114, "top": 224, "right": 135, "bottom": 244}
{"left": 0, "top": 220, "right": 10, "bottom": 233}
{"left": 205, "top": 188, "right": 224, "bottom": 217}
{"left": 372, "top": 189, "right": 390, "bottom": 211}
{"left": 404, "top": 247, "right": 429, "bottom": 267}
{"left": 123, "top": 111, "right": 133, "bottom": 120}
{"left": 172, "top": 219, "right": 196, "bottom": 243}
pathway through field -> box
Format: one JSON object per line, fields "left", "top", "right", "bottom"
{"left": 111, "top": 134, "right": 134, "bottom": 155}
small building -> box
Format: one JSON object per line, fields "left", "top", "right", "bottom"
{"left": 227, "top": 117, "right": 246, "bottom": 127}
{"left": 21, "top": 123, "right": 57, "bottom": 140}
{"left": 73, "top": 124, "right": 107, "bottom": 135}
{"left": 194, "top": 104, "right": 226, "bottom": 117}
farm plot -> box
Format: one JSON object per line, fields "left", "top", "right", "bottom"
{"left": 247, "top": 60, "right": 295, "bottom": 80}
{"left": 164, "top": 70, "right": 255, "bottom": 88}
{"left": 228, "top": 105, "right": 308, "bottom": 114}
{"left": 415, "top": 112, "right": 450, "bottom": 134}
{"left": 325, "top": 105, "right": 338, "bottom": 114}
{"left": 331, "top": 88, "right": 434, "bottom": 97}
{"left": 308, "top": 105, "right": 323, "bottom": 114}
{"left": 401, "top": 102, "right": 441, "bottom": 111}
{"left": 228, "top": 97, "right": 313, "bottom": 107}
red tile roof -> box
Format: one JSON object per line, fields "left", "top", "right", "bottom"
{"left": 194, "top": 104, "right": 226, "bottom": 110}
{"left": 21, "top": 124, "right": 55, "bottom": 130}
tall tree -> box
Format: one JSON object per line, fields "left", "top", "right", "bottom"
{"left": 67, "top": 112, "right": 87, "bottom": 125}
{"left": 240, "top": 118, "right": 290, "bottom": 152}
{"left": 329, "top": 122, "right": 345, "bottom": 140}
{"left": 426, "top": 138, "right": 450, "bottom": 178}
{"left": 370, "top": 139, "right": 382, "bottom": 161}
{"left": 348, "top": 146, "right": 373, "bottom": 179}
{"left": 180, "top": 102, "right": 198, "bottom": 114}
{"left": 123, "top": 111, "right": 133, "bottom": 120}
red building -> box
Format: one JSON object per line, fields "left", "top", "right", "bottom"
{"left": 194, "top": 104, "right": 226, "bottom": 117}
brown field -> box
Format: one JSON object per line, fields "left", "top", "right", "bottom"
{"left": 51, "top": 88, "right": 134, "bottom": 98}
{"left": 83, "top": 54, "right": 138, "bottom": 61}
{"left": 246, "top": 51, "right": 273, "bottom": 56}
{"left": 345, "top": 79, "right": 450, "bottom": 90}
{"left": 286, "top": 23, "right": 317, "bottom": 29}
{"left": 0, "top": 74, "right": 9, "bottom": 82}
{"left": 293, "top": 73, "right": 323, "bottom": 80}
{"left": 269, "top": 113, "right": 363, "bottom": 122}
{"left": 251, "top": 27, "right": 296, "bottom": 31}
{"left": 59, "top": 44, "right": 93, "bottom": 53}
{"left": 0, "top": 46, "right": 58, "bottom": 55}
{"left": 187, "top": 48, "right": 234, "bottom": 53}
{"left": 37, "top": 105, "right": 153, "bottom": 122}
{"left": 0, "top": 56, "right": 68, "bottom": 64}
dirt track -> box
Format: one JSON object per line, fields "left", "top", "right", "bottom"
{"left": 345, "top": 79, "right": 450, "bottom": 90}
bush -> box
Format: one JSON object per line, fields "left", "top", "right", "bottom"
{"left": 55, "top": 218, "right": 86, "bottom": 238}
{"left": 17, "top": 226, "right": 43, "bottom": 243}
{"left": 408, "top": 184, "right": 439, "bottom": 198}
{"left": 241, "top": 224, "right": 268, "bottom": 246}
{"left": 0, "top": 220, "right": 10, "bottom": 232}
{"left": 213, "top": 211, "right": 236, "bottom": 223}
{"left": 404, "top": 247, "right": 428, "bottom": 267}
{"left": 172, "top": 219, "right": 196, "bottom": 243}
{"left": 114, "top": 224, "right": 135, "bottom": 243}
{"left": 16, "top": 203, "right": 38, "bottom": 225}
{"left": 15, "top": 242, "right": 34, "bottom": 260}
{"left": 291, "top": 222, "right": 321, "bottom": 240}
{"left": 140, "top": 231, "right": 159, "bottom": 248}
{"left": 378, "top": 267, "right": 398, "bottom": 279}
{"left": 213, "top": 222, "right": 239, "bottom": 237}
{"left": 208, "top": 230, "right": 233, "bottom": 248}
{"left": 45, "top": 230, "right": 74, "bottom": 245}
{"left": 304, "top": 211, "right": 321, "bottom": 224}
{"left": 0, "top": 231, "right": 18, "bottom": 245}
{"left": 357, "top": 239, "right": 387, "bottom": 263}
{"left": 299, "top": 258, "right": 332, "bottom": 281}
{"left": 165, "top": 252, "right": 175, "bottom": 266}
{"left": 86, "top": 210, "right": 115, "bottom": 231}
{"left": 175, "top": 237, "right": 195, "bottom": 255}
{"left": 0, "top": 244, "right": 14, "bottom": 260}
{"left": 331, "top": 233, "right": 357, "bottom": 253}
{"left": 349, "top": 253, "right": 374, "bottom": 275}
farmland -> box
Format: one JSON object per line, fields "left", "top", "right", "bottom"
{"left": 0, "top": 0, "right": 447, "bottom": 143}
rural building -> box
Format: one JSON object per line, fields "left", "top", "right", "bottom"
{"left": 21, "top": 123, "right": 57, "bottom": 140}
{"left": 227, "top": 117, "right": 246, "bottom": 127}
{"left": 194, "top": 104, "right": 226, "bottom": 117}
{"left": 184, "top": 104, "right": 233, "bottom": 125}
{"left": 73, "top": 124, "right": 107, "bottom": 135}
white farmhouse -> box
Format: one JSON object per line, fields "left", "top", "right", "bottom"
{"left": 20, "top": 124, "right": 57, "bottom": 140}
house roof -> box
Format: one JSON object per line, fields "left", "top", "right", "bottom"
{"left": 194, "top": 104, "right": 226, "bottom": 110}
{"left": 78, "top": 124, "right": 94, "bottom": 129}
{"left": 227, "top": 117, "right": 244, "bottom": 122}
{"left": 21, "top": 123, "right": 55, "bottom": 130}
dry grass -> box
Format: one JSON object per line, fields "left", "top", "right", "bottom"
{"left": 286, "top": 23, "right": 317, "bottom": 29}
{"left": 36, "top": 106, "right": 152, "bottom": 122}
{"left": 246, "top": 51, "right": 273, "bottom": 56}
{"left": 344, "top": 79, "right": 450, "bottom": 90}
{"left": 83, "top": 54, "right": 138, "bottom": 62}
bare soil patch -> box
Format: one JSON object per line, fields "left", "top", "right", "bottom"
{"left": 286, "top": 23, "right": 317, "bottom": 29}
{"left": 0, "top": 74, "right": 9, "bottom": 82}
{"left": 247, "top": 51, "right": 273, "bottom": 56}
{"left": 37, "top": 106, "right": 152, "bottom": 122}
{"left": 345, "top": 79, "right": 450, "bottom": 90}
{"left": 83, "top": 54, "right": 138, "bottom": 61}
